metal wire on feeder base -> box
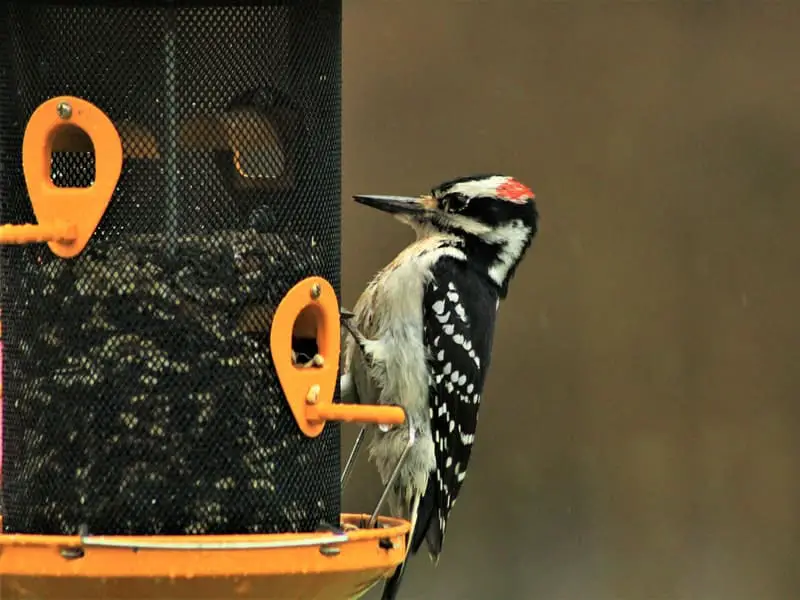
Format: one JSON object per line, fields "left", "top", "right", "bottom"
{"left": 0, "top": 2, "right": 413, "bottom": 599}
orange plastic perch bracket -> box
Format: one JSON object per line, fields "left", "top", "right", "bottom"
{"left": 17, "top": 95, "right": 122, "bottom": 258}
{"left": 271, "top": 277, "right": 406, "bottom": 438}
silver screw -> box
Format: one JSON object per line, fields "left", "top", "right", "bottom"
{"left": 56, "top": 102, "right": 72, "bottom": 120}
{"left": 310, "top": 283, "right": 321, "bottom": 299}
{"left": 319, "top": 544, "right": 341, "bottom": 557}
{"left": 59, "top": 546, "right": 84, "bottom": 560}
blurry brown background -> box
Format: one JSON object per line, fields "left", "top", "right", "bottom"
{"left": 339, "top": 2, "right": 800, "bottom": 599}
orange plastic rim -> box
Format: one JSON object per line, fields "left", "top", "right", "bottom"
{"left": 0, "top": 514, "right": 410, "bottom": 600}
{"left": 22, "top": 95, "right": 123, "bottom": 258}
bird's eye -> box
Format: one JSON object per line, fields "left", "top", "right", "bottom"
{"left": 442, "top": 194, "right": 468, "bottom": 213}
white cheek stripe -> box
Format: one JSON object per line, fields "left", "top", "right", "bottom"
{"left": 486, "top": 220, "right": 530, "bottom": 286}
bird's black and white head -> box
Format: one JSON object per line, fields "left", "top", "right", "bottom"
{"left": 354, "top": 174, "right": 539, "bottom": 297}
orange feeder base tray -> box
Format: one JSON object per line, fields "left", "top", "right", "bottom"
{"left": 0, "top": 513, "right": 410, "bottom": 600}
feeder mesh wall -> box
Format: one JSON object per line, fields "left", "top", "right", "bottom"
{"left": 0, "top": 0, "right": 342, "bottom": 536}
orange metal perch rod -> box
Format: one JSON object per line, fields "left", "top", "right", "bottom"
{"left": 0, "top": 222, "right": 77, "bottom": 245}
{"left": 307, "top": 403, "right": 406, "bottom": 427}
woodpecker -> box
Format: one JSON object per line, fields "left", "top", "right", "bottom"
{"left": 340, "top": 174, "right": 538, "bottom": 599}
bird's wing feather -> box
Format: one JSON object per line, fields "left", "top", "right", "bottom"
{"left": 410, "top": 257, "right": 498, "bottom": 557}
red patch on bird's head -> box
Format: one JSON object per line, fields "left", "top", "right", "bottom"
{"left": 496, "top": 178, "right": 535, "bottom": 204}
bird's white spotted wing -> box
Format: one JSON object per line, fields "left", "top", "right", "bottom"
{"left": 414, "top": 257, "right": 498, "bottom": 556}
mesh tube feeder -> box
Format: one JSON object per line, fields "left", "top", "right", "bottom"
{"left": 0, "top": 2, "right": 410, "bottom": 599}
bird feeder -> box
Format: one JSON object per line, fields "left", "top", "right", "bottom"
{"left": 0, "top": 2, "right": 409, "bottom": 599}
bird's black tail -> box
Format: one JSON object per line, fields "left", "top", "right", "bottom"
{"left": 380, "top": 555, "right": 410, "bottom": 600}
{"left": 380, "top": 477, "right": 440, "bottom": 599}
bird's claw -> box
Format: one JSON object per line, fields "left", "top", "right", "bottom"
{"left": 340, "top": 309, "right": 361, "bottom": 340}
{"left": 339, "top": 307, "right": 376, "bottom": 368}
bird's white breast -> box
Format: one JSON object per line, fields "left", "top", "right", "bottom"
{"left": 353, "top": 234, "right": 464, "bottom": 411}
{"left": 345, "top": 234, "right": 465, "bottom": 495}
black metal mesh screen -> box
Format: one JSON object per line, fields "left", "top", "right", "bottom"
{"left": 0, "top": 0, "right": 342, "bottom": 536}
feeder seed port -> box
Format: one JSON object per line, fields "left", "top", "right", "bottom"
{"left": 292, "top": 351, "right": 325, "bottom": 369}
{"left": 0, "top": 96, "right": 124, "bottom": 258}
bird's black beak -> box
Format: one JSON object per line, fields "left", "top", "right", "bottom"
{"left": 353, "top": 194, "right": 430, "bottom": 215}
